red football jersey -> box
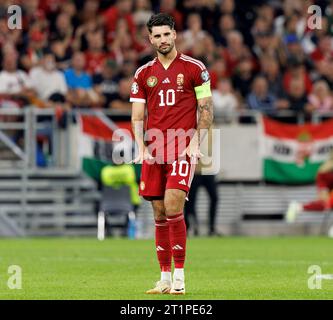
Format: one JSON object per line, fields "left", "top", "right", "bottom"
{"left": 130, "top": 52, "right": 211, "bottom": 162}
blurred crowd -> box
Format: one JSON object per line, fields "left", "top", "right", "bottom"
{"left": 0, "top": 0, "right": 333, "bottom": 121}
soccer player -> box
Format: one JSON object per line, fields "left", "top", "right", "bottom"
{"left": 130, "top": 13, "right": 213, "bottom": 295}
{"left": 286, "top": 151, "right": 333, "bottom": 222}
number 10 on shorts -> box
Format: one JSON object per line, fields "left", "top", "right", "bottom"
{"left": 171, "top": 160, "right": 189, "bottom": 177}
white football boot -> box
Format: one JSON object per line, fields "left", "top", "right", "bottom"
{"left": 146, "top": 280, "right": 171, "bottom": 294}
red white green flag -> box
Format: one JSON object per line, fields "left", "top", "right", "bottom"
{"left": 77, "top": 112, "right": 133, "bottom": 180}
{"left": 260, "top": 115, "right": 333, "bottom": 184}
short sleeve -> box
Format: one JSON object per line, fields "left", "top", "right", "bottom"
{"left": 129, "top": 69, "right": 146, "bottom": 104}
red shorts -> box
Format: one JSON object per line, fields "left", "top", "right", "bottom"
{"left": 139, "top": 156, "right": 196, "bottom": 199}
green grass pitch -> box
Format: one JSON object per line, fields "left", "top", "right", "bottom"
{"left": 0, "top": 236, "right": 332, "bottom": 300}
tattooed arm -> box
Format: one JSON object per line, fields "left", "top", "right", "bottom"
{"left": 196, "top": 96, "right": 214, "bottom": 142}
{"left": 182, "top": 96, "right": 214, "bottom": 159}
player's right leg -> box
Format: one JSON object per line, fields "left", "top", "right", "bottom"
{"left": 146, "top": 199, "right": 172, "bottom": 294}
{"left": 140, "top": 161, "right": 172, "bottom": 294}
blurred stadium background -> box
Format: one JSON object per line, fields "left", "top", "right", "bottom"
{"left": 1, "top": 0, "right": 333, "bottom": 300}
{"left": 1, "top": 0, "right": 333, "bottom": 238}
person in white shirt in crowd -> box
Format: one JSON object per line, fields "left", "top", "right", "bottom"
{"left": 29, "top": 49, "right": 68, "bottom": 108}
{"left": 0, "top": 48, "right": 35, "bottom": 145}
{"left": 0, "top": 50, "right": 34, "bottom": 107}
{"left": 178, "top": 12, "right": 208, "bottom": 53}
{"left": 212, "top": 78, "right": 239, "bottom": 123}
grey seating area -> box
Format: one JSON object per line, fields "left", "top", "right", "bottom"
{"left": 0, "top": 172, "right": 100, "bottom": 237}
{"left": 1, "top": 173, "right": 332, "bottom": 237}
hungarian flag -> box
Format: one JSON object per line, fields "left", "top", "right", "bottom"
{"left": 77, "top": 112, "right": 134, "bottom": 181}
{"left": 260, "top": 115, "right": 333, "bottom": 184}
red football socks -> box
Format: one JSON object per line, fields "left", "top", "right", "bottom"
{"left": 167, "top": 213, "right": 187, "bottom": 269}
{"left": 155, "top": 219, "right": 171, "bottom": 272}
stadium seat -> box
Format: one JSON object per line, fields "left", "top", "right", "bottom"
{"left": 97, "top": 185, "right": 134, "bottom": 240}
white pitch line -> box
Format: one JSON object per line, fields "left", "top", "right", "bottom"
{"left": 315, "top": 274, "right": 333, "bottom": 280}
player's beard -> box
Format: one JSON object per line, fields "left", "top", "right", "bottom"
{"left": 157, "top": 42, "right": 174, "bottom": 55}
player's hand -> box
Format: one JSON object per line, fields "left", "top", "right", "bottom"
{"left": 180, "top": 142, "right": 203, "bottom": 164}
{"left": 131, "top": 147, "right": 154, "bottom": 164}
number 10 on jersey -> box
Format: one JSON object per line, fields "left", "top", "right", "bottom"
{"left": 158, "top": 89, "right": 175, "bottom": 107}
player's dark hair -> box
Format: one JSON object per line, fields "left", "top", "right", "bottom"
{"left": 146, "top": 13, "right": 175, "bottom": 33}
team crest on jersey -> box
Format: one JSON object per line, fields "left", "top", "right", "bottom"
{"left": 201, "top": 70, "right": 210, "bottom": 83}
{"left": 140, "top": 181, "right": 145, "bottom": 191}
{"left": 131, "top": 82, "right": 139, "bottom": 94}
{"left": 147, "top": 76, "right": 158, "bottom": 87}
{"left": 176, "top": 73, "right": 184, "bottom": 92}
{"left": 176, "top": 73, "right": 184, "bottom": 86}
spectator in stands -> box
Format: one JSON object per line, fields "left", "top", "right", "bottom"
{"left": 108, "top": 18, "right": 138, "bottom": 66}
{"left": 50, "top": 12, "right": 74, "bottom": 44}
{"left": 119, "top": 59, "right": 137, "bottom": 79}
{"left": 77, "top": 0, "right": 100, "bottom": 27}
{"left": 178, "top": 13, "right": 207, "bottom": 54}
{"left": 0, "top": 49, "right": 35, "bottom": 145}
{"left": 256, "top": 3, "right": 275, "bottom": 32}
{"left": 218, "top": 0, "right": 236, "bottom": 16}
{"left": 283, "top": 58, "right": 313, "bottom": 95}
{"left": 133, "top": 22, "right": 155, "bottom": 65}
{"left": 29, "top": 50, "right": 68, "bottom": 108}
{"left": 282, "top": 33, "right": 313, "bottom": 71}
{"left": 212, "top": 78, "right": 239, "bottom": 122}
{"left": 101, "top": 0, "right": 136, "bottom": 44}
{"left": 50, "top": 38, "right": 73, "bottom": 70}
{"left": 252, "top": 28, "right": 285, "bottom": 65}
{"left": 93, "top": 59, "right": 120, "bottom": 109}
{"left": 311, "top": 34, "right": 333, "bottom": 76}
{"left": 191, "top": 34, "right": 217, "bottom": 67}
{"left": 30, "top": 49, "right": 70, "bottom": 166}
{"left": 0, "top": 51, "right": 35, "bottom": 108}
{"left": 84, "top": 29, "right": 107, "bottom": 75}
{"left": 159, "top": 0, "right": 183, "bottom": 31}
{"left": 0, "top": 14, "right": 22, "bottom": 50}
{"left": 20, "top": 29, "right": 47, "bottom": 71}
{"left": 285, "top": 77, "right": 312, "bottom": 114}
{"left": 286, "top": 150, "right": 333, "bottom": 222}
{"left": 274, "top": 0, "right": 306, "bottom": 39}
{"left": 133, "top": 0, "right": 154, "bottom": 26}
{"left": 209, "top": 57, "right": 229, "bottom": 89}
{"left": 197, "top": 0, "right": 220, "bottom": 35}
{"left": 260, "top": 55, "right": 285, "bottom": 98}
{"left": 109, "top": 77, "right": 132, "bottom": 110}
{"left": 213, "top": 14, "right": 236, "bottom": 48}
{"left": 232, "top": 58, "right": 255, "bottom": 100}
{"left": 307, "top": 80, "right": 333, "bottom": 114}
{"left": 320, "top": 57, "right": 333, "bottom": 91}
{"left": 246, "top": 75, "right": 277, "bottom": 114}
{"left": 301, "top": 16, "right": 329, "bottom": 56}
{"left": 64, "top": 51, "right": 102, "bottom": 108}
{"left": 21, "top": 0, "right": 49, "bottom": 34}
{"left": 222, "top": 30, "right": 253, "bottom": 76}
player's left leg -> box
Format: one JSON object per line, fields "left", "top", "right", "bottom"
{"left": 164, "top": 188, "right": 187, "bottom": 295}
{"left": 163, "top": 156, "right": 195, "bottom": 294}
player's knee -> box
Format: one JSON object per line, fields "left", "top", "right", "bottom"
{"left": 164, "top": 194, "right": 186, "bottom": 215}
{"left": 154, "top": 211, "right": 167, "bottom": 221}
{"left": 165, "top": 202, "right": 184, "bottom": 216}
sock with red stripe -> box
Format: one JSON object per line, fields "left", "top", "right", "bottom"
{"left": 155, "top": 219, "right": 172, "bottom": 280}
{"left": 167, "top": 213, "right": 186, "bottom": 273}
